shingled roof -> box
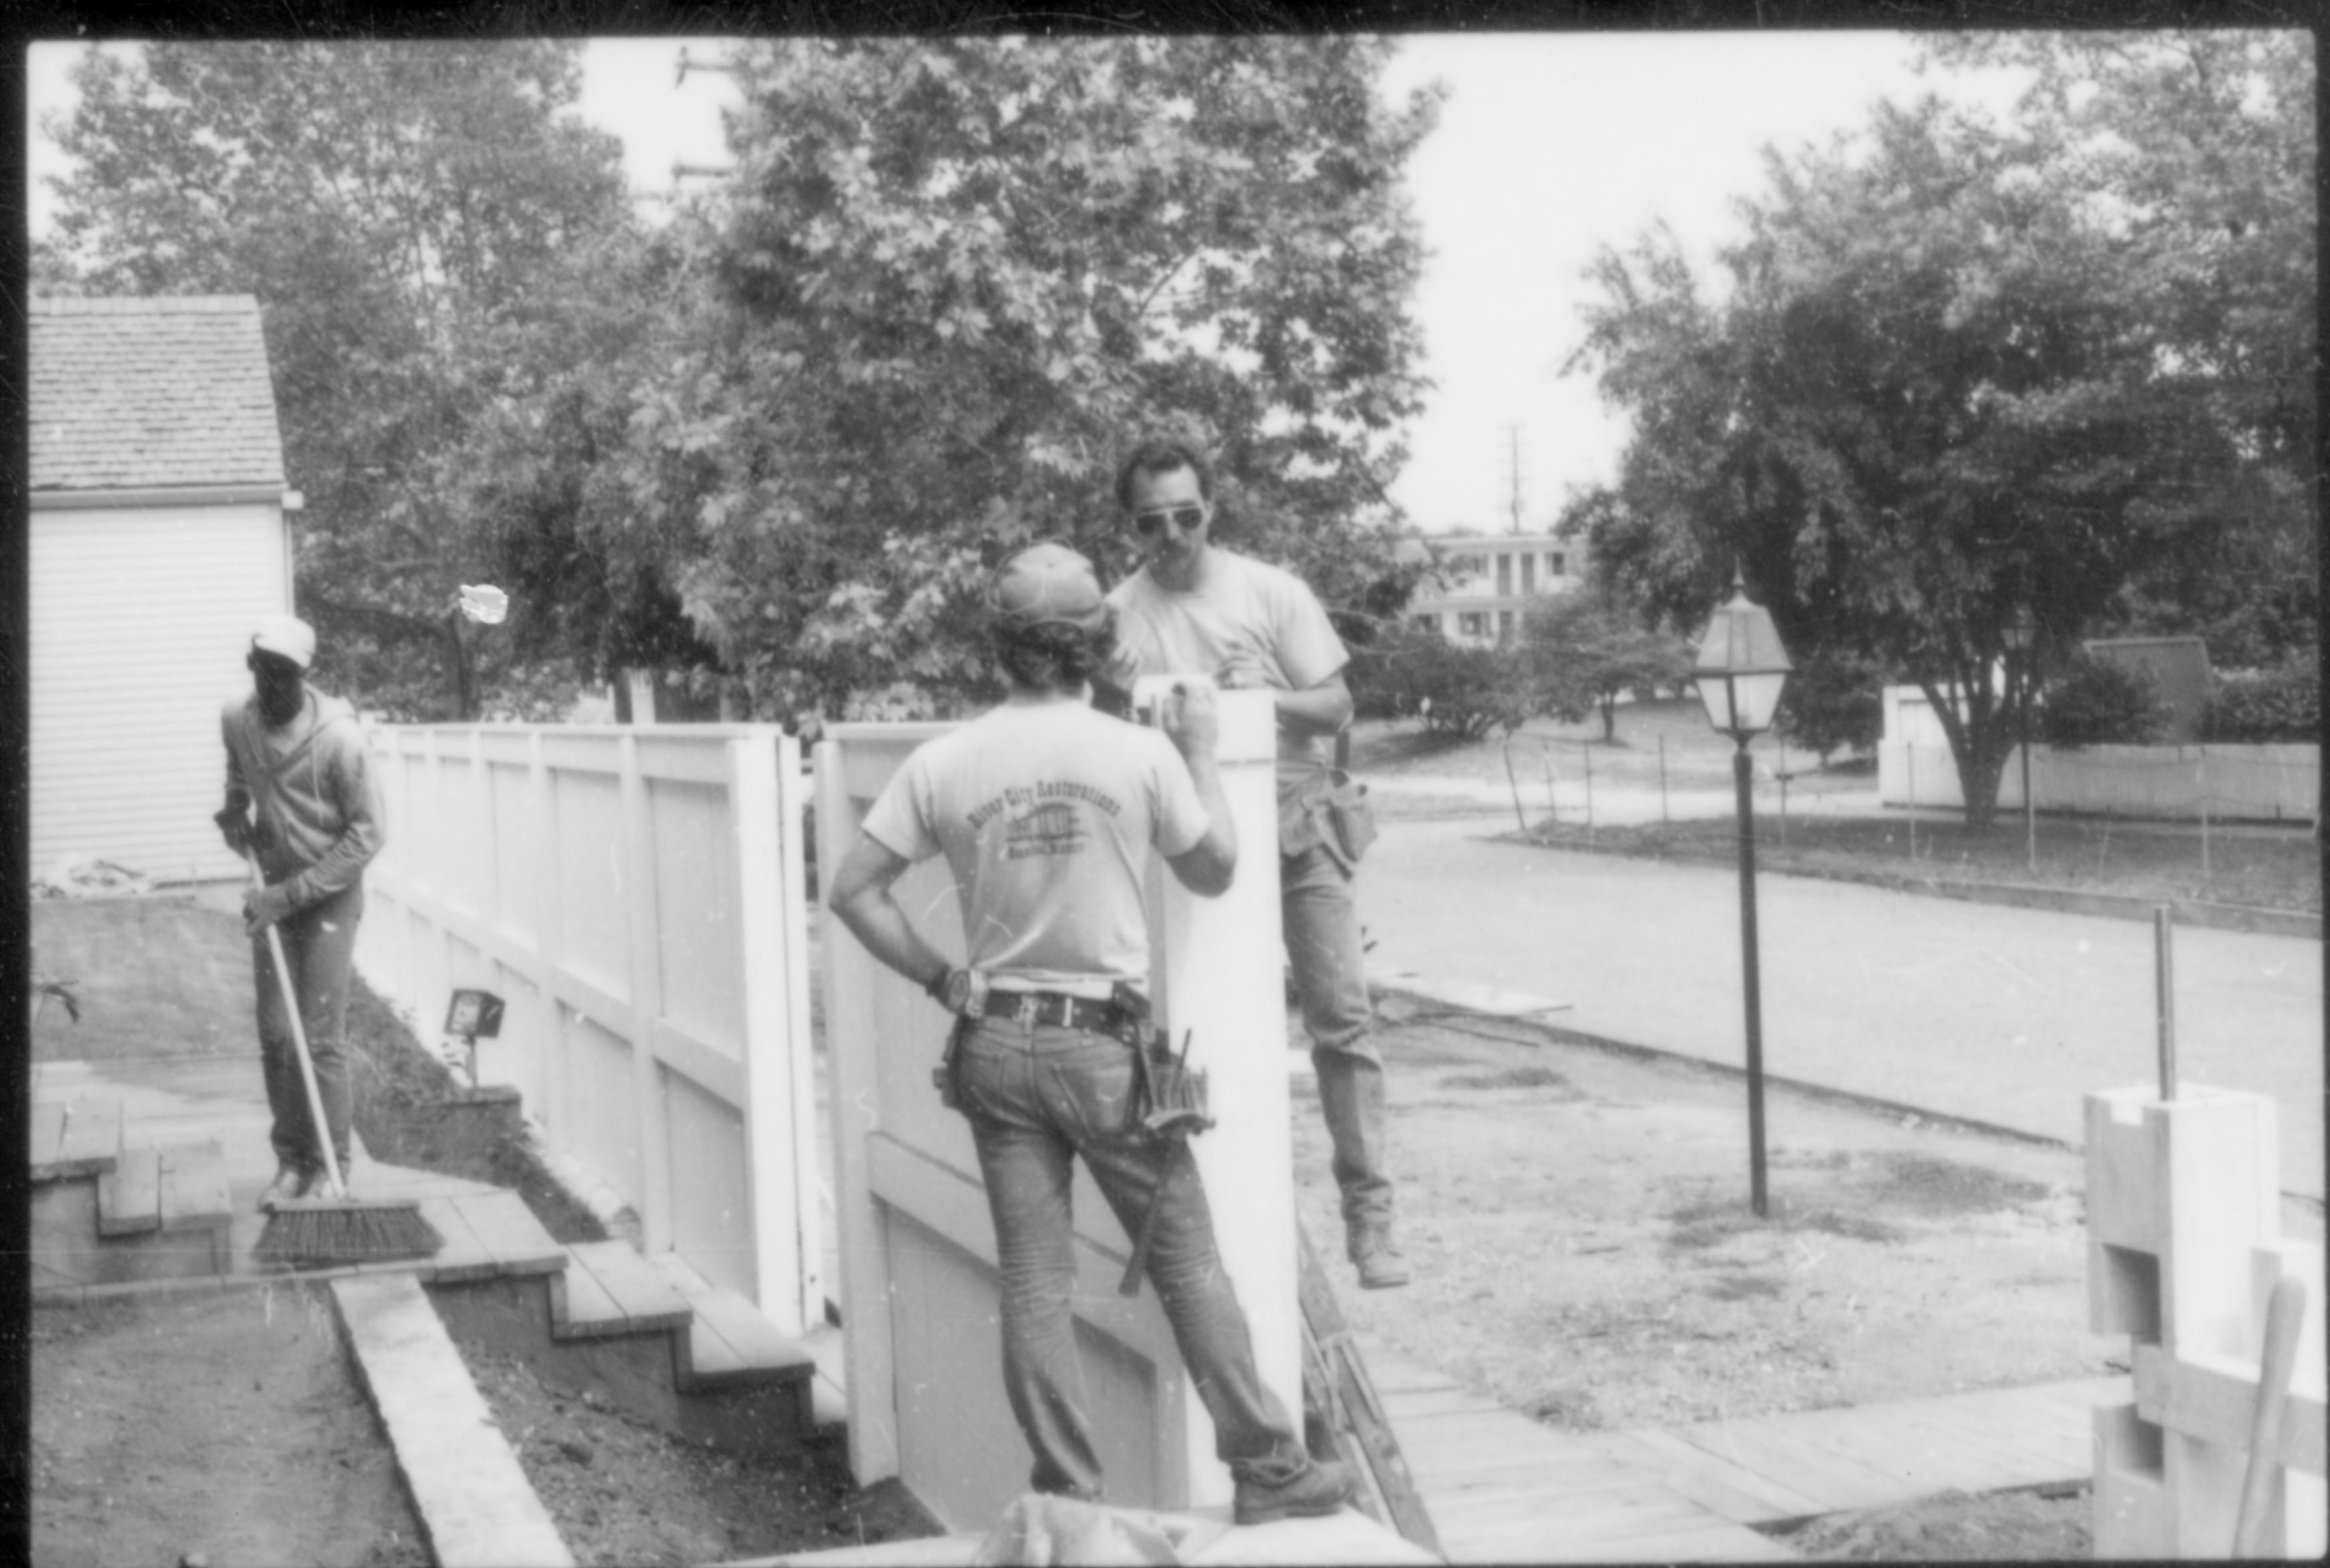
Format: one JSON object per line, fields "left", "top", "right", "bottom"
{"left": 30, "top": 295, "right": 287, "bottom": 495}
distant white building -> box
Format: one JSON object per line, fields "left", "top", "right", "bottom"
{"left": 29, "top": 294, "right": 297, "bottom": 884}
{"left": 1403, "top": 531, "right": 1587, "bottom": 646}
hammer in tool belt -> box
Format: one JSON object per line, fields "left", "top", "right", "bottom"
{"left": 1119, "top": 1029, "right": 1215, "bottom": 1297}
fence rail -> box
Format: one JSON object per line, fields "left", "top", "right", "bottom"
{"left": 354, "top": 723, "right": 822, "bottom": 1332}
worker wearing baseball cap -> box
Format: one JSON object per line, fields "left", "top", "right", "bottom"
{"left": 215, "top": 614, "right": 385, "bottom": 1210}
{"left": 826, "top": 544, "right": 1356, "bottom": 1524}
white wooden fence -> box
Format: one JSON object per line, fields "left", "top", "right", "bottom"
{"left": 354, "top": 724, "right": 822, "bottom": 1333}
{"left": 1879, "top": 741, "right": 2319, "bottom": 824}
{"left": 1879, "top": 688, "right": 2317, "bottom": 823}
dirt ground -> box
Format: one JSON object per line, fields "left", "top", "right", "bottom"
{"left": 31, "top": 1281, "right": 431, "bottom": 1568}
{"left": 40, "top": 887, "right": 2313, "bottom": 1563}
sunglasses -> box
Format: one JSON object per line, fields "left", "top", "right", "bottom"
{"left": 1133, "top": 504, "right": 1206, "bottom": 536}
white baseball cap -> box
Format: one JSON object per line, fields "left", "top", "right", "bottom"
{"left": 251, "top": 613, "right": 315, "bottom": 670}
{"left": 991, "top": 544, "right": 1107, "bottom": 633}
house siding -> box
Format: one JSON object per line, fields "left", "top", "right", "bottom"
{"left": 31, "top": 501, "right": 292, "bottom": 884}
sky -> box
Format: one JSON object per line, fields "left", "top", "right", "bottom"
{"left": 27, "top": 32, "right": 2003, "bottom": 536}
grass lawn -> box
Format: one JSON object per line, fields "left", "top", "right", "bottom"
{"left": 1344, "top": 698, "right": 1872, "bottom": 798}
{"left": 1519, "top": 810, "right": 2321, "bottom": 915}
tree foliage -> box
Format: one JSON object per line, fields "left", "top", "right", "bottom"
{"left": 2199, "top": 659, "right": 2317, "bottom": 744}
{"left": 37, "top": 41, "right": 656, "bottom": 719}
{"left": 606, "top": 37, "right": 1440, "bottom": 721}
{"left": 1346, "top": 627, "right": 1532, "bottom": 741}
{"left": 2040, "top": 654, "right": 2165, "bottom": 749}
{"left": 1776, "top": 651, "right": 1887, "bottom": 762}
{"left": 1517, "top": 592, "right": 1691, "bottom": 742}
{"left": 1565, "top": 31, "right": 2313, "bottom": 825}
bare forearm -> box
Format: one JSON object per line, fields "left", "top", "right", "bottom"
{"left": 1274, "top": 681, "right": 1353, "bottom": 738}
{"left": 831, "top": 887, "right": 950, "bottom": 989}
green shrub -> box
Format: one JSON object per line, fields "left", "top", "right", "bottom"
{"left": 2201, "top": 659, "right": 2319, "bottom": 742}
{"left": 1347, "top": 626, "right": 1533, "bottom": 740}
{"left": 1776, "top": 653, "right": 1885, "bottom": 761}
{"left": 2041, "top": 655, "right": 2164, "bottom": 749}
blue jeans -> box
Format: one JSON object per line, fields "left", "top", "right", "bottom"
{"left": 252, "top": 882, "right": 362, "bottom": 1176}
{"left": 953, "top": 1013, "right": 1310, "bottom": 1501}
{"left": 1282, "top": 844, "right": 1393, "bottom": 1229}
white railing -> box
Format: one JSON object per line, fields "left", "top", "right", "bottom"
{"left": 355, "top": 723, "right": 822, "bottom": 1333}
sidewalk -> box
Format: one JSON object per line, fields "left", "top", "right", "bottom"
{"left": 1360, "top": 815, "right": 2325, "bottom": 1201}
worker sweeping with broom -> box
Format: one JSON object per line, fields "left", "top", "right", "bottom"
{"left": 214, "top": 613, "right": 431, "bottom": 1262}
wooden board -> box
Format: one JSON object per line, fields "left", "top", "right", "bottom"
{"left": 1590, "top": 1428, "right": 1830, "bottom": 1525}
{"left": 1296, "top": 1220, "right": 1442, "bottom": 1558}
{"left": 156, "top": 1141, "right": 230, "bottom": 1233}
{"left": 96, "top": 1145, "right": 161, "bottom": 1237}
{"left": 652, "top": 1252, "right": 814, "bottom": 1390}
{"left": 445, "top": 1190, "right": 566, "bottom": 1277}
{"left": 331, "top": 1273, "right": 575, "bottom": 1568}
{"left": 29, "top": 1099, "right": 123, "bottom": 1182}
{"left": 416, "top": 1198, "right": 499, "bottom": 1283}
{"left": 556, "top": 1239, "right": 690, "bottom": 1337}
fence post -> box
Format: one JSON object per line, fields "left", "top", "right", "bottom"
{"left": 1583, "top": 741, "right": 1594, "bottom": 834}
{"left": 1658, "top": 734, "right": 1669, "bottom": 826}
{"left": 1907, "top": 744, "right": 1918, "bottom": 862}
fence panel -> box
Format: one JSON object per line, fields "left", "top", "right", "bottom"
{"left": 356, "top": 723, "right": 822, "bottom": 1330}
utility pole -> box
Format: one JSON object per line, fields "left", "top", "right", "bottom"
{"left": 1508, "top": 426, "right": 1523, "bottom": 535}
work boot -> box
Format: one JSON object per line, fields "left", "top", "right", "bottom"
{"left": 1233, "top": 1458, "right": 1358, "bottom": 1527}
{"left": 258, "top": 1163, "right": 305, "bottom": 1212}
{"left": 1348, "top": 1222, "right": 1411, "bottom": 1290}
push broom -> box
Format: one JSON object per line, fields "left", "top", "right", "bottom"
{"left": 246, "top": 848, "right": 443, "bottom": 1267}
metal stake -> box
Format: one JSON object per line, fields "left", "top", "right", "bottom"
{"left": 2154, "top": 905, "right": 2177, "bottom": 1103}
{"left": 1735, "top": 740, "right": 1770, "bottom": 1216}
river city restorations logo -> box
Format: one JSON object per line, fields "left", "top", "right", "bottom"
{"left": 968, "top": 781, "right": 1124, "bottom": 860}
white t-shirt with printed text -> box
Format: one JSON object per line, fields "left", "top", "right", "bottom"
{"left": 860, "top": 700, "right": 1211, "bottom": 998}
{"left": 1105, "top": 549, "right": 1349, "bottom": 786}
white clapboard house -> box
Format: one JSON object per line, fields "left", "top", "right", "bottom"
{"left": 29, "top": 295, "right": 299, "bottom": 886}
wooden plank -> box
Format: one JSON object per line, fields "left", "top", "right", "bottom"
{"left": 1297, "top": 1219, "right": 1441, "bottom": 1557}
{"left": 566, "top": 1239, "right": 692, "bottom": 1332}
{"left": 27, "top": 1104, "right": 66, "bottom": 1175}
{"left": 1666, "top": 1416, "right": 1914, "bottom": 1512}
{"left": 1383, "top": 1387, "right": 1510, "bottom": 1421}
{"left": 550, "top": 1251, "right": 619, "bottom": 1336}
{"left": 96, "top": 1145, "right": 161, "bottom": 1237}
{"left": 56, "top": 1101, "right": 123, "bottom": 1174}
{"left": 2137, "top": 1343, "right": 2328, "bottom": 1476}
{"left": 445, "top": 1190, "right": 565, "bottom": 1277}
{"left": 1591, "top": 1429, "right": 1824, "bottom": 1526}
{"left": 331, "top": 1274, "right": 574, "bottom": 1568}
{"left": 417, "top": 1198, "right": 498, "bottom": 1283}
{"left": 157, "top": 1141, "right": 230, "bottom": 1233}
{"left": 653, "top": 1247, "right": 816, "bottom": 1389}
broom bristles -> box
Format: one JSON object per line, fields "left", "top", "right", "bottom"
{"left": 254, "top": 1201, "right": 445, "bottom": 1268}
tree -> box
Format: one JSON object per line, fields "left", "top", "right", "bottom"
{"left": 1776, "top": 651, "right": 1886, "bottom": 763}
{"left": 1928, "top": 32, "right": 2318, "bottom": 670}
{"left": 1567, "top": 32, "right": 2313, "bottom": 826}
{"left": 38, "top": 41, "right": 647, "bottom": 718}
{"left": 603, "top": 37, "right": 1440, "bottom": 721}
{"left": 1517, "top": 593, "right": 1691, "bottom": 742}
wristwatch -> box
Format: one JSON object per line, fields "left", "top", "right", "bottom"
{"left": 926, "top": 965, "right": 975, "bottom": 1015}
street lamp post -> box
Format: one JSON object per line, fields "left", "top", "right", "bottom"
{"left": 2001, "top": 609, "right": 2037, "bottom": 876}
{"left": 1691, "top": 568, "right": 1793, "bottom": 1218}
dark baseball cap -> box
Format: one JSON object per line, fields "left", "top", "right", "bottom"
{"left": 990, "top": 543, "right": 1108, "bottom": 632}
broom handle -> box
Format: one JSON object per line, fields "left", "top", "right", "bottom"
{"left": 247, "top": 849, "right": 346, "bottom": 1200}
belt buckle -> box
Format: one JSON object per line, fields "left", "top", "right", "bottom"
{"left": 1014, "top": 992, "right": 1040, "bottom": 1027}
